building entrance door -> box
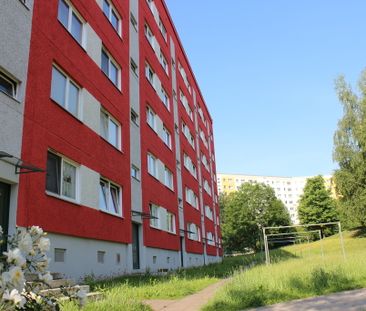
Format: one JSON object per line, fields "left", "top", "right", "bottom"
{"left": 132, "top": 223, "right": 140, "bottom": 269}
{"left": 0, "top": 182, "right": 10, "bottom": 251}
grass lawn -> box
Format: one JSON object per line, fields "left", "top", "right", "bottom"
{"left": 203, "top": 230, "right": 366, "bottom": 311}
{"left": 61, "top": 253, "right": 262, "bottom": 311}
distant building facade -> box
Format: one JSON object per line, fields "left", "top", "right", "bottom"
{"left": 217, "top": 174, "right": 335, "bottom": 224}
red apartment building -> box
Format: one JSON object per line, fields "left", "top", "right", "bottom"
{"left": 0, "top": 0, "right": 222, "bottom": 279}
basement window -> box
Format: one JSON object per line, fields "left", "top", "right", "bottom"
{"left": 97, "top": 251, "right": 105, "bottom": 263}
{"left": 54, "top": 248, "right": 66, "bottom": 262}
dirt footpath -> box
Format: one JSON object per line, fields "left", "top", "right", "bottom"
{"left": 250, "top": 288, "right": 366, "bottom": 311}
{"left": 144, "top": 279, "right": 228, "bottom": 311}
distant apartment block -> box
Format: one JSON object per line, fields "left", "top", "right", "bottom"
{"left": 217, "top": 174, "right": 335, "bottom": 224}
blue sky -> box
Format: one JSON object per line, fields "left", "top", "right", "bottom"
{"left": 165, "top": 1, "right": 366, "bottom": 177}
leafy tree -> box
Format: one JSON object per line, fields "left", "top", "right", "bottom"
{"left": 333, "top": 72, "right": 366, "bottom": 228}
{"left": 221, "top": 183, "right": 291, "bottom": 253}
{"left": 298, "top": 175, "right": 338, "bottom": 235}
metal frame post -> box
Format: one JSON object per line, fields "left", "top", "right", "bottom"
{"left": 338, "top": 221, "right": 346, "bottom": 260}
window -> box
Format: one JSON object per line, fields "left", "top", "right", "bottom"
{"left": 160, "top": 87, "right": 170, "bottom": 110}
{"left": 116, "top": 253, "right": 121, "bottom": 264}
{"left": 166, "top": 212, "right": 175, "bottom": 233}
{"left": 100, "top": 110, "right": 120, "bottom": 149}
{"left": 51, "top": 66, "right": 80, "bottom": 117}
{"left": 205, "top": 205, "right": 213, "bottom": 220}
{"left": 99, "top": 178, "right": 122, "bottom": 216}
{"left": 179, "top": 90, "right": 193, "bottom": 120}
{"left": 131, "top": 109, "right": 139, "bottom": 125}
{"left": 149, "top": 203, "right": 159, "bottom": 228}
{"left": 46, "top": 151, "right": 78, "bottom": 200}
{"left": 152, "top": 255, "right": 157, "bottom": 264}
{"left": 187, "top": 223, "right": 200, "bottom": 241}
{"left": 101, "top": 49, "right": 120, "bottom": 88}
{"left": 201, "top": 154, "right": 210, "bottom": 172}
{"left": 204, "top": 179, "right": 212, "bottom": 196}
{"left": 54, "top": 248, "right": 66, "bottom": 263}
{"left": 130, "top": 12, "right": 138, "bottom": 31}
{"left": 145, "top": 63, "right": 155, "bottom": 86}
{"left": 147, "top": 153, "right": 157, "bottom": 178}
{"left": 159, "top": 51, "right": 168, "bottom": 74}
{"left": 130, "top": 58, "right": 138, "bottom": 76}
{"left": 183, "top": 153, "right": 197, "bottom": 178}
{"left": 146, "top": 106, "right": 156, "bottom": 131}
{"left": 0, "top": 71, "right": 17, "bottom": 98}
{"left": 144, "top": 23, "right": 154, "bottom": 46}
{"left": 163, "top": 126, "right": 171, "bottom": 148}
{"left": 200, "top": 129, "right": 208, "bottom": 149}
{"left": 58, "top": 0, "right": 83, "bottom": 45}
{"left": 181, "top": 122, "right": 195, "bottom": 149}
{"left": 131, "top": 165, "right": 140, "bottom": 180}
{"left": 102, "top": 0, "right": 121, "bottom": 35}
{"left": 164, "top": 167, "right": 174, "bottom": 190}
{"left": 97, "top": 251, "right": 105, "bottom": 263}
{"left": 185, "top": 187, "right": 198, "bottom": 208}
{"left": 206, "top": 232, "right": 215, "bottom": 246}
{"left": 158, "top": 18, "right": 167, "bottom": 41}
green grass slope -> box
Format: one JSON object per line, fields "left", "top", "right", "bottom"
{"left": 203, "top": 231, "right": 366, "bottom": 311}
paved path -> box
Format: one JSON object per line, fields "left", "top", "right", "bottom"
{"left": 144, "top": 279, "right": 228, "bottom": 311}
{"left": 250, "top": 288, "right": 366, "bottom": 311}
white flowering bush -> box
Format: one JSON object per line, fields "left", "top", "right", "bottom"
{"left": 0, "top": 226, "right": 85, "bottom": 310}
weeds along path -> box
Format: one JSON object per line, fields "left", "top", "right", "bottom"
{"left": 144, "top": 278, "right": 230, "bottom": 311}
{"left": 249, "top": 288, "right": 366, "bottom": 311}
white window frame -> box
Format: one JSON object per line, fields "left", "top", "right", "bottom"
{"left": 159, "top": 51, "right": 169, "bottom": 75}
{"left": 160, "top": 87, "right": 170, "bottom": 110}
{"left": 101, "top": 48, "right": 121, "bottom": 89}
{"left": 163, "top": 126, "right": 172, "bottom": 149}
{"left": 102, "top": 0, "right": 122, "bottom": 36}
{"left": 99, "top": 177, "right": 122, "bottom": 217}
{"left": 0, "top": 70, "right": 17, "bottom": 99}
{"left": 164, "top": 166, "right": 174, "bottom": 190}
{"left": 145, "top": 63, "right": 155, "bottom": 87}
{"left": 187, "top": 223, "right": 200, "bottom": 241}
{"left": 149, "top": 203, "right": 160, "bottom": 228}
{"left": 204, "top": 179, "right": 212, "bottom": 196}
{"left": 146, "top": 106, "right": 156, "bottom": 131}
{"left": 46, "top": 151, "right": 79, "bottom": 203}
{"left": 58, "top": 0, "right": 85, "bottom": 47}
{"left": 206, "top": 232, "right": 215, "bottom": 246}
{"left": 144, "top": 23, "right": 154, "bottom": 46}
{"left": 205, "top": 205, "right": 213, "bottom": 221}
{"left": 158, "top": 17, "right": 167, "bottom": 42}
{"left": 166, "top": 212, "right": 176, "bottom": 233}
{"left": 51, "top": 65, "right": 81, "bottom": 118}
{"left": 100, "top": 109, "right": 121, "bottom": 150}
{"left": 147, "top": 153, "right": 158, "bottom": 178}
{"left": 185, "top": 187, "right": 198, "bottom": 209}
{"left": 131, "top": 165, "right": 140, "bottom": 181}
{"left": 182, "top": 122, "right": 195, "bottom": 150}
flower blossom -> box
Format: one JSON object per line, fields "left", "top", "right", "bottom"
{"left": 4, "top": 249, "right": 26, "bottom": 267}
{"left": 38, "top": 237, "right": 50, "bottom": 253}
{"left": 18, "top": 233, "right": 33, "bottom": 254}
{"left": 2, "top": 289, "right": 26, "bottom": 308}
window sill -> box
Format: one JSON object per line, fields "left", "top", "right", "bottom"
{"left": 18, "top": 0, "right": 30, "bottom": 10}
{"left": 100, "top": 136, "right": 123, "bottom": 154}
{"left": 99, "top": 209, "right": 123, "bottom": 219}
{"left": 101, "top": 70, "right": 122, "bottom": 93}
{"left": 58, "top": 20, "right": 87, "bottom": 52}
{"left": 0, "top": 90, "right": 21, "bottom": 105}
{"left": 45, "top": 191, "right": 80, "bottom": 206}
